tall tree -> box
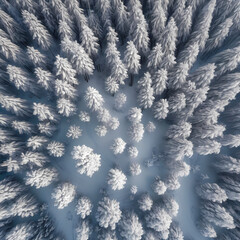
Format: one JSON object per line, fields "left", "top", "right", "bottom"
{"left": 71, "top": 145, "right": 101, "bottom": 177}
{"left": 96, "top": 197, "right": 122, "bottom": 230}
{"left": 123, "top": 41, "right": 141, "bottom": 86}
{"left": 118, "top": 211, "right": 144, "bottom": 240}
{"left": 22, "top": 10, "right": 53, "bottom": 50}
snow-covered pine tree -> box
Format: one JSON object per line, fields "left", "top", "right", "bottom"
{"left": 197, "top": 219, "right": 217, "bottom": 238}
{"left": 107, "top": 168, "right": 127, "bottom": 190}
{"left": 0, "top": 93, "right": 31, "bottom": 116}
{"left": 165, "top": 137, "right": 193, "bottom": 161}
{"left": 118, "top": 211, "right": 144, "bottom": 240}
{"left": 129, "top": 162, "right": 141, "bottom": 176}
{"left": 0, "top": 36, "right": 28, "bottom": 65}
{"left": 200, "top": 201, "right": 235, "bottom": 229}
{"left": 127, "top": 107, "right": 142, "bottom": 123}
{"left": 71, "top": 145, "right": 101, "bottom": 177}
{"left": 76, "top": 196, "right": 92, "bottom": 219}
{"left": 128, "top": 1, "right": 149, "bottom": 52}
{"left": 7, "top": 65, "right": 37, "bottom": 94}
{"left": 105, "top": 75, "right": 119, "bottom": 95}
{"left": 152, "top": 177, "right": 167, "bottom": 195}
{"left": 33, "top": 103, "right": 58, "bottom": 122}
{"left": 47, "top": 141, "right": 65, "bottom": 157}
{"left": 152, "top": 68, "right": 168, "bottom": 96}
{"left": 27, "top": 46, "right": 48, "bottom": 68}
{"left": 65, "top": 0, "right": 88, "bottom": 32}
{"left": 187, "top": 0, "right": 216, "bottom": 52}
{"left": 105, "top": 41, "right": 128, "bottom": 85}
{"left": 168, "top": 63, "right": 189, "bottom": 90}
{"left": 158, "top": 17, "right": 177, "bottom": 56}
{"left": 39, "top": 0, "right": 58, "bottom": 35}
{"left": 177, "top": 42, "right": 199, "bottom": 70}
{"left": 196, "top": 183, "right": 228, "bottom": 203}
{"left": 167, "top": 121, "right": 192, "bottom": 139}
{"left": 57, "top": 98, "right": 77, "bottom": 117}
{"left": 22, "top": 10, "right": 54, "bottom": 50}
{"left": 192, "top": 138, "right": 221, "bottom": 155}
{"left": 54, "top": 55, "right": 78, "bottom": 85}
{"left": 114, "top": 93, "right": 127, "bottom": 111}
{"left": 111, "top": 0, "right": 129, "bottom": 38}
{"left": 137, "top": 73, "right": 154, "bottom": 109}
{"left": 88, "top": 10, "right": 103, "bottom": 41}
{"left": 79, "top": 111, "right": 90, "bottom": 122}
{"left": 204, "top": 17, "right": 233, "bottom": 54}
{"left": 50, "top": 0, "right": 76, "bottom": 40}
{"left": 95, "top": 0, "right": 112, "bottom": 29}
{"left": 123, "top": 41, "right": 141, "bottom": 86}
{"left": 145, "top": 204, "right": 172, "bottom": 232}
{"left": 138, "top": 193, "right": 153, "bottom": 211}
{"left": 61, "top": 37, "right": 94, "bottom": 80}
{"left": 25, "top": 167, "right": 58, "bottom": 189}
{"left": 106, "top": 27, "right": 119, "bottom": 45}
{"left": 66, "top": 125, "right": 82, "bottom": 139}
{"left": 11, "top": 120, "right": 34, "bottom": 135}
{"left": 212, "top": 45, "right": 240, "bottom": 77}
{"left": 213, "top": 155, "right": 240, "bottom": 174}
{"left": 160, "top": 195, "right": 179, "bottom": 218}
{"left": 128, "top": 123, "right": 144, "bottom": 142}
{"left": 96, "top": 197, "right": 121, "bottom": 230}
{"left": 10, "top": 194, "right": 39, "bottom": 218}
{"left": 187, "top": 63, "right": 215, "bottom": 89}
{"left": 79, "top": 24, "right": 99, "bottom": 58}
{"left": 84, "top": 86, "right": 104, "bottom": 112}
{"left": 176, "top": 5, "right": 193, "bottom": 42}
{"left": 76, "top": 220, "right": 93, "bottom": 240}
{"left": 127, "top": 146, "right": 138, "bottom": 159}
{"left": 110, "top": 138, "right": 126, "bottom": 155}
{"left": 147, "top": 43, "right": 163, "bottom": 71}
{"left": 51, "top": 182, "right": 76, "bottom": 209}
{"left": 54, "top": 79, "right": 77, "bottom": 99}
{"left": 38, "top": 122, "right": 57, "bottom": 136}
{"left": 150, "top": 0, "right": 166, "bottom": 42}
{"left": 218, "top": 173, "right": 240, "bottom": 202}
{"left": 153, "top": 99, "right": 169, "bottom": 120}
{"left": 21, "top": 151, "right": 48, "bottom": 167}
{"left": 168, "top": 222, "right": 184, "bottom": 240}
{"left": 0, "top": 177, "right": 25, "bottom": 204}
{"left": 5, "top": 223, "right": 34, "bottom": 240}
{"left": 0, "top": 8, "right": 27, "bottom": 43}
{"left": 35, "top": 67, "right": 54, "bottom": 91}
{"left": 0, "top": 114, "right": 14, "bottom": 127}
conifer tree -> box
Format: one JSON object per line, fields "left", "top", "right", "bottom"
{"left": 22, "top": 10, "right": 54, "bottom": 50}
{"left": 123, "top": 41, "right": 141, "bottom": 86}
{"left": 158, "top": 17, "right": 178, "bottom": 56}
{"left": 0, "top": 9, "right": 27, "bottom": 43}
{"left": 25, "top": 167, "right": 58, "bottom": 189}
{"left": 150, "top": 0, "right": 166, "bottom": 42}
{"left": 52, "top": 182, "right": 76, "bottom": 209}
{"left": 118, "top": 211, "right": 144, "bottom": 240}
{"left": 96, "top": 197, "right": 121, "bottom": 230}
{"left": 137, "top": 74, "right": 154, "bottom": 109}
{"left": 61, "top": 37, "right": 94, "bottom": 79}
{"left": 71, "top": 145, "right": 101, "bottom": 177}
{"left": 187, "top": 0, "right": 216, "bottom": 51}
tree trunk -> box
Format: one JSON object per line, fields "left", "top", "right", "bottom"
{"left": 84, "top": 74, "right": 89, "bottom": 82}
{"left": 129, "top": 74, "right": 134, "bottom": 86}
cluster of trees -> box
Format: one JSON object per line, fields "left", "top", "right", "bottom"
{"left": 0, "top": 0, "right": 239, "bottom": 238}
{"left": 0, "top": 177, "right": 62, "bottom": 238}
